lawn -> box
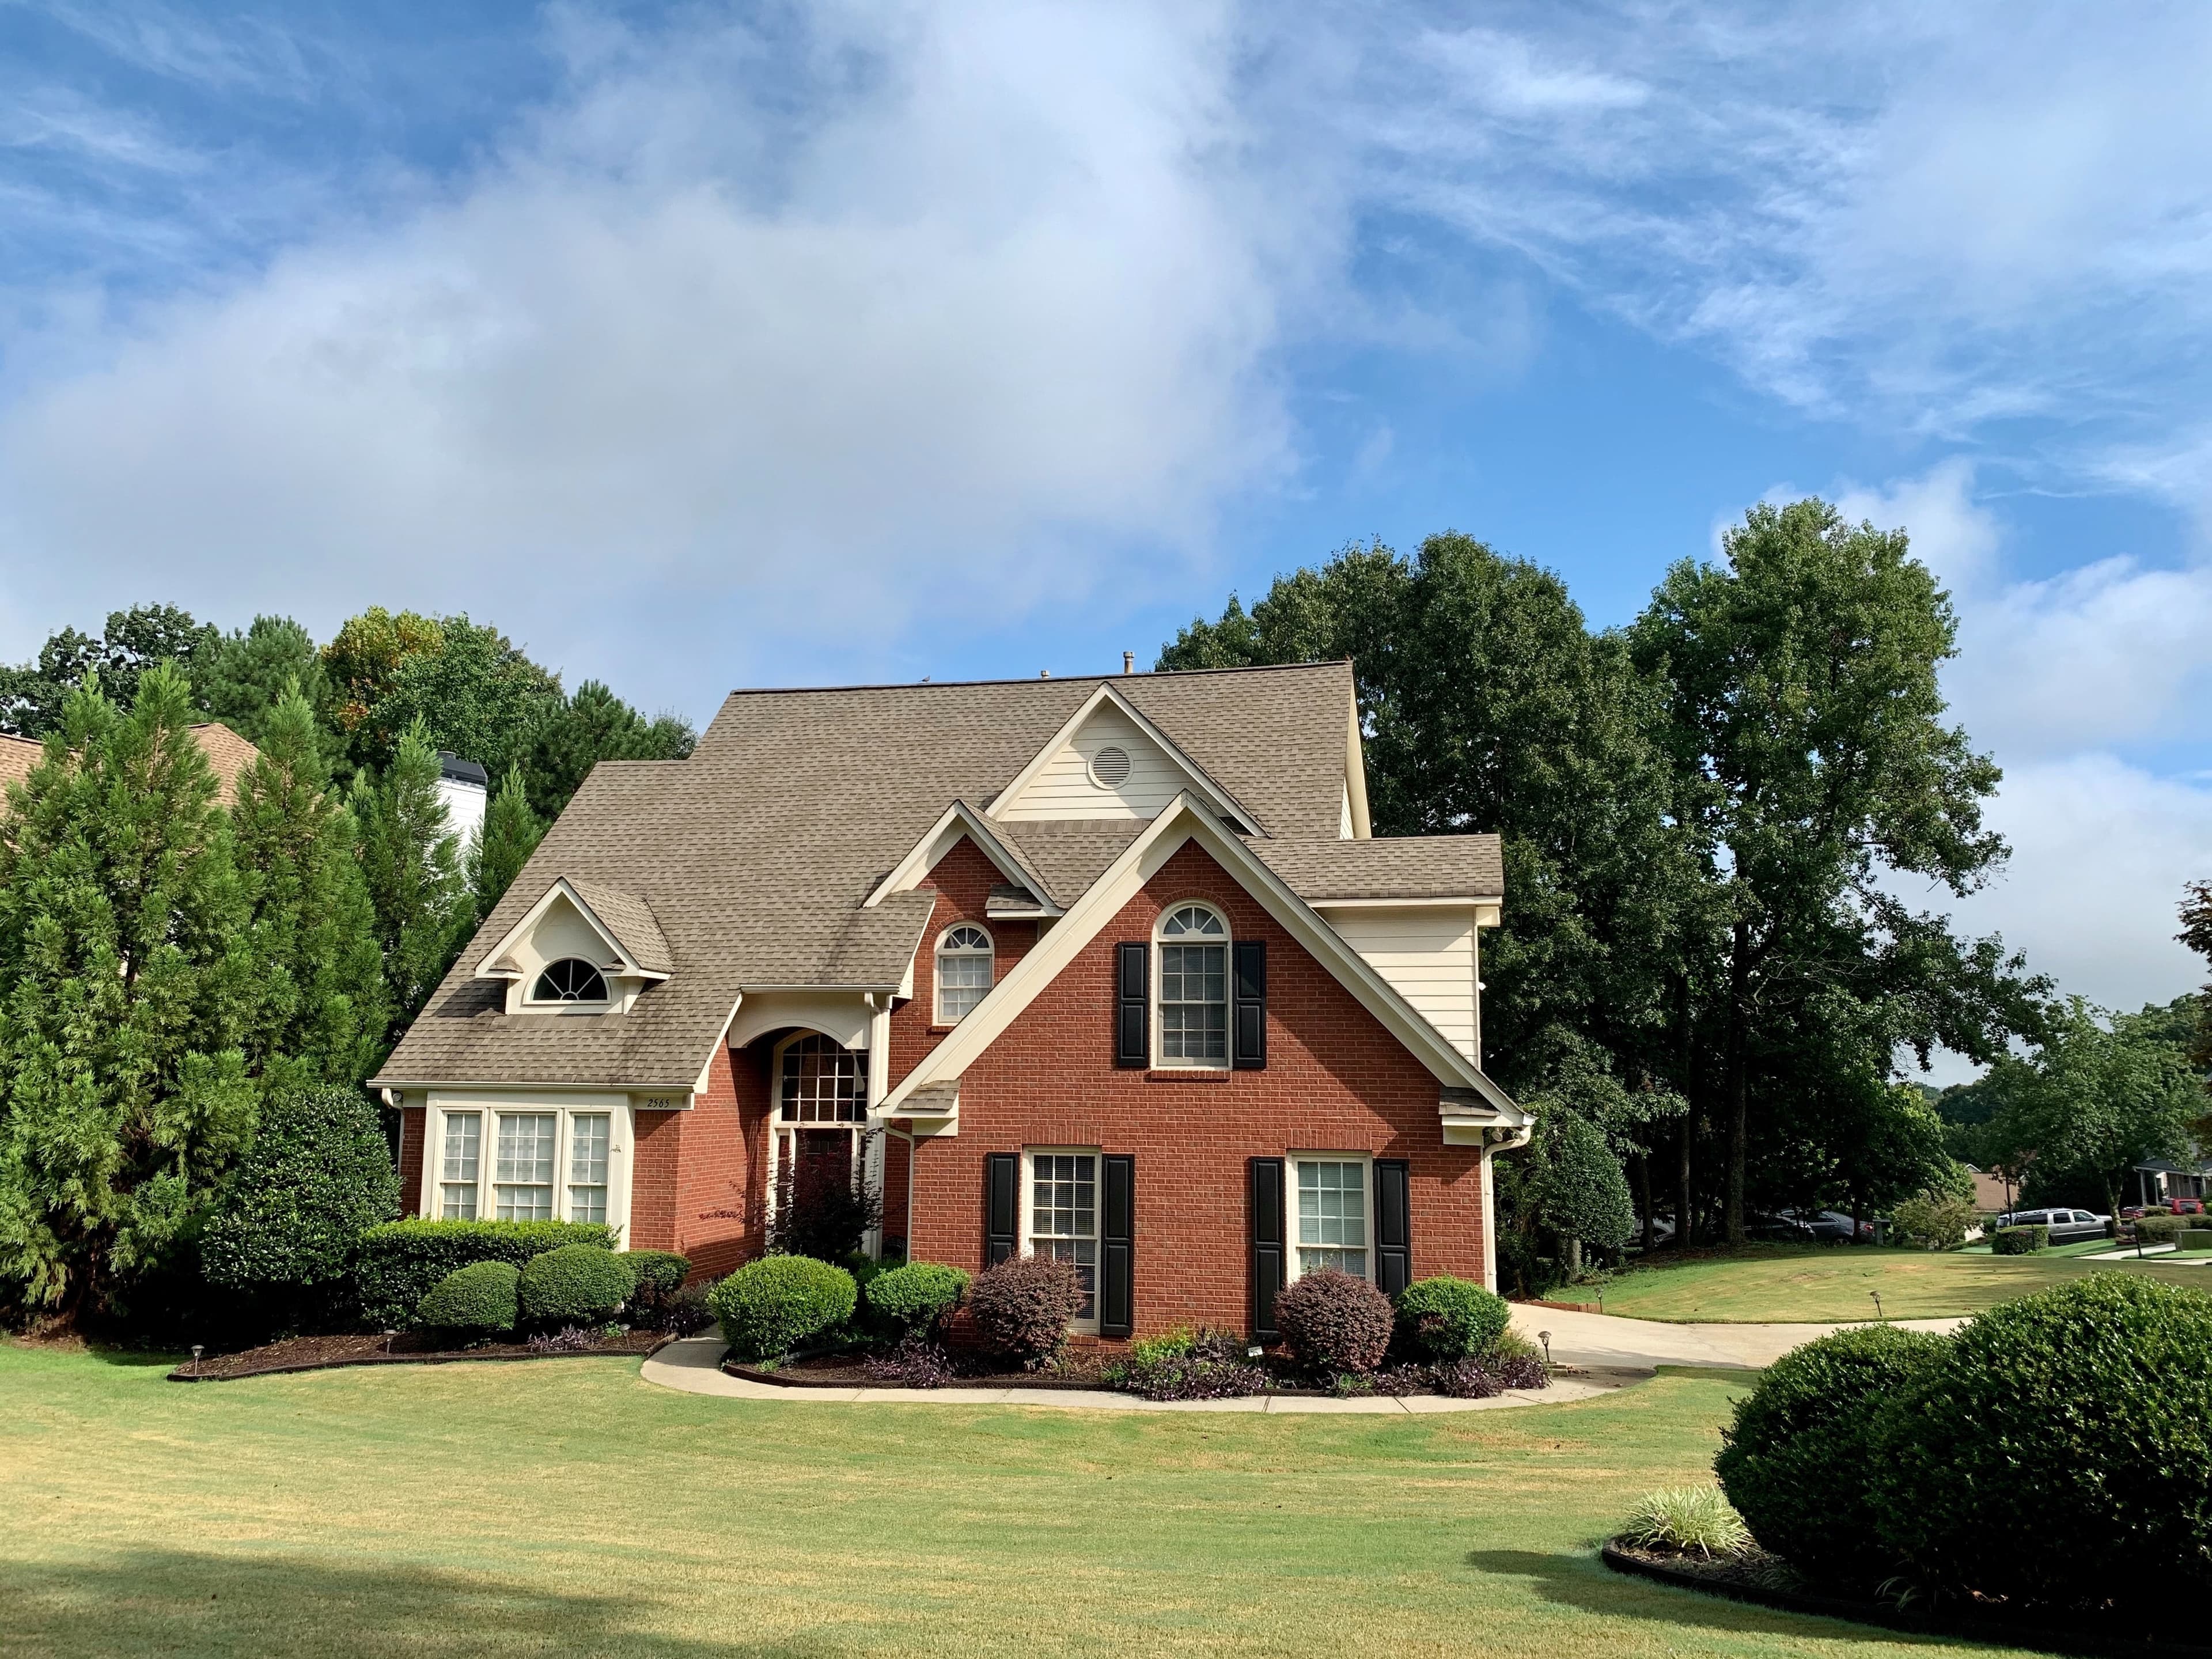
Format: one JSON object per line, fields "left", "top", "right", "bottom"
{"left": 0, "top": 1342, "right": 2035, "bottom": 1658}
{"left": 1597, "top": 1244, "right": 2209, "bottom": 1323}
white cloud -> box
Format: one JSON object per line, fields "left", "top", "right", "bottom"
{"left": 0, "top": 0, "right": 1318, "bottom": 703}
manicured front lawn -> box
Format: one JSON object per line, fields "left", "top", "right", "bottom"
{"left": 0, "top": 1341, "right": 2032, "bottom": 1657}
{"left": 1598, "top": 1245, "right": 2208, "bottom": 1323}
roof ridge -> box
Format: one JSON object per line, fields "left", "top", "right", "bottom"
{"left": 715, "top": 660, "right": 1351, "bottom": 698}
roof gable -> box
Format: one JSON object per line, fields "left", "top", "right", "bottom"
{"left": 478, "top": 877, "right": 673, "bottom": 982}
{"left": 989, "top": 683, "right": 1261, "bottom": 831}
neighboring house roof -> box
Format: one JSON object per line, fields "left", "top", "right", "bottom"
{"left": 373, "top": 661, "right": 1505, "bottom": 1094}
{"left": 1252, "top": 835, "right": 1505, "bottom": 902}
{"left": 0, "top": 722, "right": 260, "bottom": 806}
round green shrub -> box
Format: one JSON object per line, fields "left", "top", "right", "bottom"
{"left": 865, "top": 1262, "right": 969, "bottom": 1331}
{"left": 1990, "top": 1224, "right": 2046, "bottom": 1255}
{"left": 1393, "top": 1275, "right": 1512, "bottom": 1361}
{"left": 2135, "top": 1214, "right": 2186, "bottom": 1245}
{"left": 417, "top": 1260, "right": 521, "bottom": 1337}
{"left": 710, "top": 1255, "right": 857, "bottom": 1361}
{"left": 517, "top": 1244, "right": 636, "bottom": 1328}
{"left": 1870, "top": 1274, "right": 2212, "bottom": 1611}
{"left": 356, "top": 1219, "right": 619, "bottom": 1329}
{"left": 200, "top": 1086, "right": 401, "bottom": 1301}
{"left": 620, "top": 1249, "right": 691, "bottom": 1302}
{"left": 1713, "top": 1323, "right": 1948, "bottom": 1585}
{"left": 1274, "top": 1268, "right": 1394, "bottom": 1374}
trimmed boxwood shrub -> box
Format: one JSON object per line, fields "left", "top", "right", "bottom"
{"left": 1393, "top": 1275, "right": 1512, "bottom": 1361}
{"left": 416, "top": 1261, "right": 521, "bottom": 1338}
{"left": 1713, "top": 1323, "right": 1949, "bottom": 1586}
{"left": 1990, "top": 1224, "right": 2046, "bottom": 1255}
{"left": 2134, "top": 1214, "right": 2185, "bottom": 1245}
{"left": 968, "top": 1255, "right": 1083, "bottom": 1368}
{"left": 619, "top": 1250, "right": 692, "bottom": 1327}
{"left": 357, "top": 1219, "right": 617, "bottom": 1328}
{"left": 865, "top": 1262, "right": 969, "bottom": 1332}
{"left": 518, "top": 1244, "right": 636, "bottom": 1327}
{"left": 1275, "top": 1268, "right": 1394, "bottom": 1374}
{"left": 710, "top": 1256, "right": 857, "bottom": 1361}
{"left": 1869, "top": 1274, "right": 2212, "bottom": 1611}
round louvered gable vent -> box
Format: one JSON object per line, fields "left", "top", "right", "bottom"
{"left": 1089, "top": 745, "right": 1132, "bottom": 788}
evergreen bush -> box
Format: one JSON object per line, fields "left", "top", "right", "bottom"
{"left": 1990, "top": 1224, "right": 2046, "bottom": 1255}
{"left": 356, "top": 1219, "right": 616, "bottom": 1328}
{"left": 1392, "top": 1275, "right": 1512, "bottom": 1361}
{"left": 518, "top": 1244, "right": 635, "bottom": 1328}
{"left": 416, "top": 1260, "right": 520, "bottom": 1338}
{"left": 1870, "top": 1274, "right": 2212, "bottom": 1611}
{"left": 1274, "top": 1268, "right": 1394, "bottom": 1374}
{"left": 864, "top": 1262, "right": 969, "bottom": 1333}
{"left": 709, "top": 1256, "right": 857, "bottom": 1361}
{"left": 1713, "top": 1323, "right": 1949, "bottom": 1586}
{"left": 967, "top": 1255, "right": 1084, "bottom": 1368}
{"left": 2135, "top": 1215, "right": 2186, "bottom": 1245}
{"left": 618, "top": 1250, "right": 692, "bottom": 1326}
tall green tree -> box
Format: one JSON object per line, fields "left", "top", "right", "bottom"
{"left": 0, "top": 604, "right": 218, "bottom": 738}
{"left": 197, "top": 616, "right": 328, "bottom": 747}
{"left": 2181, "top": 881, "right": 2212, "bottom": 1120}
{"left": 1627, "top": 499, "right": 2039, "bottom": 1241}
{"left": 472, "top": 764, "right": 545, "bottom": 922}
{"left": 351, "top": 720, "right": 472, "bottom": 1036}
{"left": 349, "top": 616, "right": 563, "bottom": 785}
{"left": 525, "top": 679, "right": 695, "bottom": 821}
{"left": 0, "top": 664, "right": 261, "bottom": 1319}
{"left": 229, "top": 685, "right": 389, "bottom": 1087}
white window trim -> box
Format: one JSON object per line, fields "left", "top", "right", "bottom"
{"left": 933, "top": 923, "right": 994, "bottom": 1025}
{"left": 424, "top": 1097, "right": 632, "bottom": 1241}
{"left": 522, "top": 956, "right": 613, "bottom": 1009}
{"left": 1286, "top": 1150, "right": 1374, "bottom": 1285}
{"left": 765, "top": 1029, "right": 877, "bottom": 1253}
{"left": 1020, "top": 1145, "right": 1103, "bottom": 1335}
{"left": 1152, "top": 900, "right": 1230, "bottom": 1070}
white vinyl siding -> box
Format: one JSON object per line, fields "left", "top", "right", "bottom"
{"left": 1320, "top": 905, "right": 1479, "bottom": 1063}
{"left": 994, "top": 706, "right": 1190, "bottom": 821}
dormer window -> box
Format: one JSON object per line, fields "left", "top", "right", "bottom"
{"left": 531, "top": 957, "right": 609, "bottom": 1004}
{"left": 935, "top": 925, "right": 994, "bottom": 1023}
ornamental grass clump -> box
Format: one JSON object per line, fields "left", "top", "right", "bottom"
{"left": 709, "top": 1256, "right": 857, "bottom": 1362}
{"left": 1714, "top": 1322, "right": 1948, "bottom": 1588}
{"left": 1868, "top": 1274, "right": 2212, "bottom": 1613}
{"left": 1274, "top": 1268, "right": 1393, "bottom": 1374}
{"left": 1621, "top": 1487, "right": 1753, "bottom": 1560}
{"left": 416, "top": 1260, "right": 521, "bottom": 1339}
{"left": 518, "top": 1244, "right": 636, "bottom": 1328}
{"left": 968, "top": 1255, "right": 1084, "bottom": 1368}
{"left": 1392, "top": 1275, "right": 1512, "bottom": 1361}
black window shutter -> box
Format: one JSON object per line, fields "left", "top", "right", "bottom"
{"left": 1232, "top": 940, "right": 1267, "bottom": 1070}
{"left": 1249, "top": 1157, "right": 1286, "bottom": 1342}
{"left": 1100, "top": 1154, "right": 1134, "bottom": 1338}
{"left": 1115, "top": 942, "right": 1149, "bottom": 1068}
{"left": 1374, "top": 1158, "right": 1411, "bottom": 1297}
{"left": 984, "top": 1152, "right": 1018, "bottom": 1267}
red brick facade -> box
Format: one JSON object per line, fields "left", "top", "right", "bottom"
{"left": 631, "top": 1042, "right": 772, "bottom": 1277}
{"left": 396, "top": 1106, "right": 426, "bottom": 1218}
{"left": 899, "top": 837, "right": 1486, "bottom": 1339}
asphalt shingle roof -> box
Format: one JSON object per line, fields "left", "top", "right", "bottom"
{"left": 1253, "top": 835, "right": 1505, "bottom": 901}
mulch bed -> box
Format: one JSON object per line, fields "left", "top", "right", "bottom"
{"left": 724, "top": 1348, "right": 1568, "bottom": 1398}
{"left": 1601, "top": 1540, "right": 2199, "bottom": 1659}
{"left": 168, "top": 1327, "right": 671, "bottom": 1382}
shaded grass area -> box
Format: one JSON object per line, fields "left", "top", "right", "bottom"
{"left": 1599, "top": 1245, "right": 2207, "bottom": 1323}
{"left": 0, "top": 1340, "right": 2036, "bottom": 1657}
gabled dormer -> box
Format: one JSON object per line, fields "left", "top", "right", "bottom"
{"left": 988, "top": 683, "right": 1262, "bottom": 832}
{"left": 475, "top": 876, "right": 672, "bottom": 1016}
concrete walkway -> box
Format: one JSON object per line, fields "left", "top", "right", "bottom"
{"left": 639, "top": 1307, "right": 1957, "bottom": 1413}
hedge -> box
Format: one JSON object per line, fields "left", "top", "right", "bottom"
{"left": 710, "top": 1256, "right": 857, "bottom": 1361}
{"left": 200, "top": 1085, "right": 400, "bottom": 1299}
{"left": 1990, "top": 1224, "right": 2046, "bottom": 1255}
{"left": 2134, "top": 1215, "right": 2186, "bottom": 1245}
{"left": 416, "top": 1262, "right": 521, "bottom": 1338}
{"left": 865, "top": 1262, "right": 969, "bottom": 1332}
{"left": 357, "top": 1219, "right": 618, "bottom": 1328}
{"left": 1869, "top": 1274, "right": 2212, "bottom": 1612}
{"left": 518, "top": 1245, "right": 637, "bottom": 1327}
{"left": 1713, "top": 1323, "right": 1949, "bottom": 1585}
{"left": 1393, "top": 1276, "right": 1512, "bottom": 1361}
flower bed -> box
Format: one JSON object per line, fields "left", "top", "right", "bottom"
{"left": 168, "top": 1326, "right": 668, "bottom": 1382}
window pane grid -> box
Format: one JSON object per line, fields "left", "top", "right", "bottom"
{"left": 439, "top": 1113, "right": 480, "bottom": 1219}
{"left": 495, "top": 1112, "right": 556, "bottom": 1221}
{"left": 1160, "top": 942, "right": 1228, "bottom": 1060}
{"left": 568, "top": 1113, "right": 609, "bottom": 1224}
{"left": 779, "top": 1035, "right": 868, "bottom": 1123}
{"left": 1030, "top": 1153, "right": 1099, "bottom": 1321}
{"left": 1297, "top": 1160, "right": 1367, "bottom": 1278}
{"left": 937, "top": 926, "right": 993, "bottom": 1024}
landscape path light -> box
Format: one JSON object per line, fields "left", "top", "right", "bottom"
{"left": 1537, "top": 1330, "right": 1552, "bottom": 1368}
{"left": 190, "top": 1344, "right": 203, "bottom": 1377}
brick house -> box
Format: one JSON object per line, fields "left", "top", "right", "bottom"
{"left": 372, "top": 664, "right": 1528, "bottom": 1341}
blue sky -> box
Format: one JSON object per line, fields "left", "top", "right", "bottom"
{"left": 4, "top": 2, "right": 2211, "bottom": 1065}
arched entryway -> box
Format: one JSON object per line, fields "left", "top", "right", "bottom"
{"left": 766, "top": 1029, "right": 882, "bottom": 1257}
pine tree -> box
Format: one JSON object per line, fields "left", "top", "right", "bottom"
{"left": 230, "top": 685, "right": 389, "bottom": 1087}
{"left": 472, "top": 764, "right": 544, "bottom": 922}
{"left": 351, "top": 718, "right": 471, "bottom": 1036}
{"left": 0, "top": 663, "right": 262, "bottom": 1320}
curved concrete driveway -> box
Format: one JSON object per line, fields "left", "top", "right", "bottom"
{"left": 1509, "top": 1304, "right": 1963, "bottom": 1370}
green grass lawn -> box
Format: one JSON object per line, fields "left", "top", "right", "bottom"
{"left": 1597, "top": 1245, "right": 2209, "bottom": 1323}
{"left": 0, "top": 1341, "right": 2035, "bottom": 1658}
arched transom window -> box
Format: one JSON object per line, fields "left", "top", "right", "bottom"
{"left": 935, "top": 925, "right": 994, "bottom": 1023}
{"left": 1156, "top": 903, "right": 1228, "bottom": 1066}
{"left": 531, "top": 957, "right": 608, "bottom": 1003}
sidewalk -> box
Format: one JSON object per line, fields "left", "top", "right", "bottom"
{"left": 1508, "top": 1305, "right": 1962, "bottom": 1371}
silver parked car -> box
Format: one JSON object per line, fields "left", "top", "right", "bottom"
{"left": 1995, "top": 1207, "right": 2111, "bottom": 1245}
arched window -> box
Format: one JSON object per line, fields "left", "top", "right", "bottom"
{"left": 935, "top": 924, "right": 994, "bottom": 1023}
{"left": 1156, "top": 903, "right": 1228, "bottom": 1066}
{"left": 530, "top": 957, "right": 608, "bottom": 1003}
